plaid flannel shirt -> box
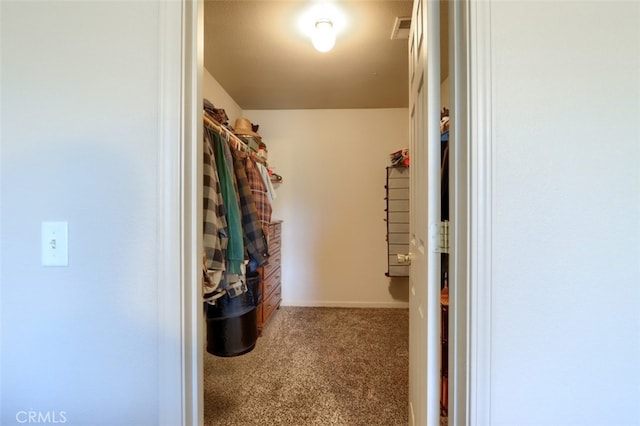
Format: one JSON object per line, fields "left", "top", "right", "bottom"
{"left": 231, "top": 149, "right": 269, "bottom": 270}
{"left": 203, "top": 127, "right": 228, "bottom": 299}
{"left": 244, "top": 155, "right": 272, "bottom": 232}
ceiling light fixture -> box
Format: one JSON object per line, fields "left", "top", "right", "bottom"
{"left": 312, "top": 19, "right": 336, "bottom": 53}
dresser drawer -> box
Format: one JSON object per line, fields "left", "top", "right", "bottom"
{"left": 263, "top": 250, "right": 281, "bottom": 279}
{"left": 269, "top": 221, "right": 281, "bottom": 242}
{"left": 268, "top": 237, "right": 281, "bottom": 254}
{"left": 262, "top": 286, "right": 281, "bottom": 325}
{"left": 263, "top": 266, "right": 281, "bottom": 299}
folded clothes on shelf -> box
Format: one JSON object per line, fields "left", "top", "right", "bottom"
{"left": 390, "top": 148, "right": 410, "bottom": 167}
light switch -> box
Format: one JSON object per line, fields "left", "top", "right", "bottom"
{"left": 42, "top": 221, "right": 68, "bottom": 267}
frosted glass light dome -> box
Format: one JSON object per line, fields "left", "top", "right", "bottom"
{"left": 312, "top": 19, "right": 336, "bottom": 52}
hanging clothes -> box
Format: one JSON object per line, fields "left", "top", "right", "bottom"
{"left": 231, "top": 149, "right": 269, "bottom": 270}
{"left": 211, "top": 130, "right": 245, "bottom": 276}
{"left": 256, "top": 161, "right": 277, "bottom": 203}
{"left": 203, "top": 126, "right": 228, "bottom": 300}
{"left": 244, "top": 155, "right": 272, "bottom": 232}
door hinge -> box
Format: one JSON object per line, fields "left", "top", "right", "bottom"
{"left": 436, "top": 220, "right": 450, "bottom": 253}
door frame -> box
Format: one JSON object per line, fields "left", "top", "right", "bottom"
{"left": 180, "top": 0, "right": 204, "bottom": 424}
{"left": 175, "top": 1, "right": 491, "bottom": 425}
{"left": 447, "top": 1, "right": 493, "bottom": 424}
{"left": 462, "top": 1, "right": 493, "bottom": 424}
{"left": 449, "top": 1, "right": 470, "bottom": 424}
{"left": 160, "top": 0, "right": 204, "bottom": 424}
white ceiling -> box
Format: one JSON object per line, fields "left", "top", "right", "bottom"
{"left": 204, "top": 0, "right": 414, "bottom": 110}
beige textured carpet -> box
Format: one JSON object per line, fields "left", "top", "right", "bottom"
{"left": 204, "top": 307, "right": 409, "bottom": 425}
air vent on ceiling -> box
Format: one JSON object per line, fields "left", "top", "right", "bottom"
{"left": 390, "top": 16, "right": 411, "bottom": 40}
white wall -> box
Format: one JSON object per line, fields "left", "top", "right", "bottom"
{"left": 1, "top": 2, "right": 180, "bottom": 424}
{"left": 203, "top": 67, "right": 243, "bottom": 125}
{"left": 486, "top": 2, "right": 640, "bottom": 424}
{"left": 244, "top": 109, "right": 410, "bottom": 307}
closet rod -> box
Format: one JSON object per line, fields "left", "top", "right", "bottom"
{"left": 203, "top": 114, "right": 250, "bottom": 152}
{"left": 203, "top": 114, "right": 268, "bottom": 166}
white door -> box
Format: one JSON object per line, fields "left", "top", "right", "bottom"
{"left": 408, "top": 0, "right": 441, "bottom": 425}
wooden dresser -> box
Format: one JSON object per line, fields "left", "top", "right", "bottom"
{"left": 257, "top": 220, "right": 282, "bottom": 335}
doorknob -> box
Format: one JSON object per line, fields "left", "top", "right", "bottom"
{"left": 397, "top": 253, "right": 412, "bottom": 264}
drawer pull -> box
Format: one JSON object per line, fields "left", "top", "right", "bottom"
{"left": 266, "top": 275, "right": 280, "bottom": 286}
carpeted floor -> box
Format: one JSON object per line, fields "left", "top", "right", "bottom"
{"left": 204, "top": 307, "right": 409, "bottom": 425}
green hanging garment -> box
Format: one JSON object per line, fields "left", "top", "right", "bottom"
{"left": 212, "top": 131, "right": 244, "bottom": 275}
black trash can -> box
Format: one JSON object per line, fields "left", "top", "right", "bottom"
{"left": 206, "top": 271, "right": 261, "bottom": 357}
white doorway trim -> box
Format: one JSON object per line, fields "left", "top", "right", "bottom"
{"left": 159, "top": 0, "right": 204, "bottom": 425}
{"left": 174, "top": 0, "right": 490, "bottom": 425}
{"left": 465, "top": 1, "right": 493, "bottom": 424}
{"left": 157, "top": 1, "right": 188, "bottom": 424}
{"left": 179, "top": 0, "right": 204, "bottom": 424}
{"left": 448, "top": 0, "right": 470, "bottom": 424}
{"left": 446, "top": 1, "right": 494, "bottom": 424}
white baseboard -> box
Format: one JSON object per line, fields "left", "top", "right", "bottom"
{"left": 280, "top": 300, "right": 409, "bottom": 309}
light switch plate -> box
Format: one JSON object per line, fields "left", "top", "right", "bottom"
{"left": 42, "top": 221, "right": 68, "bottom": 267}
